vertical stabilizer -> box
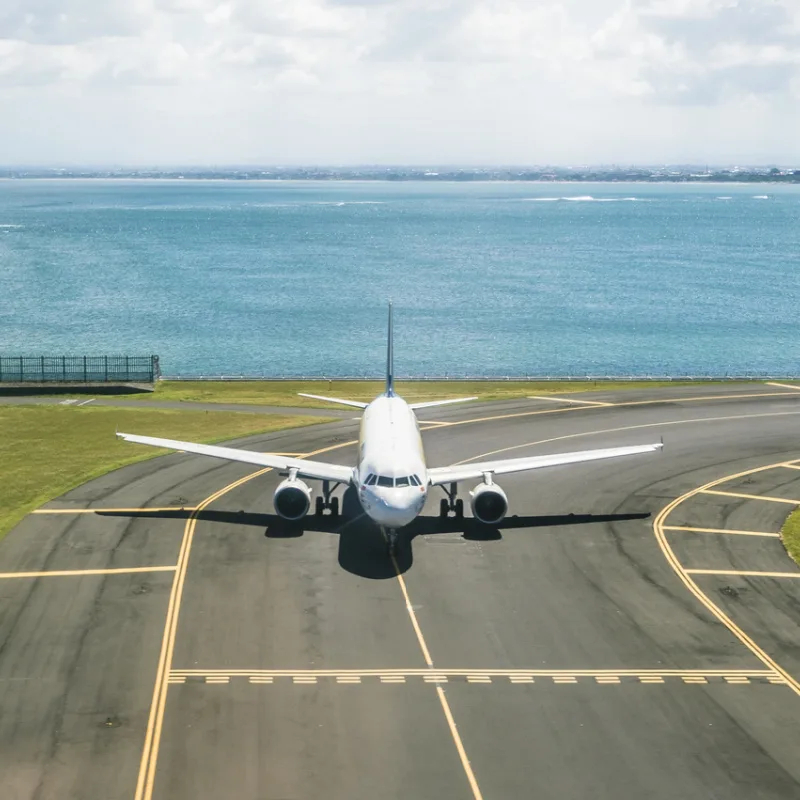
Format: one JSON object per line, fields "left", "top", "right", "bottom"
{"left": 386, "top": 301, "right": 395, "bottom": 397}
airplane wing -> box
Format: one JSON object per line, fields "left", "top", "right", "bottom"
{"left": 427, "top": 443, "right": 662, "bottom": 486}
{"left": 409, "top": 397, "right": 477, "bottom": 410}
{"left": 116, "top": 433, "right": 354, "bottom": 483}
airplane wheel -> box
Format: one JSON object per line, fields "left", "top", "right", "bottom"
{"left": 315, "top": 497, "right": 325, "bottom": 516}
{"left": 439, "top": 498, "right": 449, "bottom": 518}
{"left": 455, "top": 499, "right": 464, "bottom": 519}
{"left": 330, "top": 497, "right": 340, "bottom": 518}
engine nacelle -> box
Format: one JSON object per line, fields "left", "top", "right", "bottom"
{"left": 470, "top": 481, "right": 508, "bottom": 524}
{"left": 273, "top": 478, "right": 312, "bottom": 521}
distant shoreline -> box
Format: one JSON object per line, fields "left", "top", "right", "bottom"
{"left": 1, "top": 166, "right": 798, "bottom": 184}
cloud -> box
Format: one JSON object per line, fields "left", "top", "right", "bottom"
{"left": 0, "top": 0, "right": 797, "bottom": 163}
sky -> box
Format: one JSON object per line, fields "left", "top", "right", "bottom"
{"left": 0, "top": 0, "right": 798, "bottom": 165}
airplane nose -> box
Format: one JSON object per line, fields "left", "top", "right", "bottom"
{"left": 372, "top": 496, "right": 417, "bottom": 528}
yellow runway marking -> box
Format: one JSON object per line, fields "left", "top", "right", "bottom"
{"left": 682, "top": 677, "right": 708, "bottom": 684}
{"left": 654, "top": 461, "right": 800, "bottom": 700}
{"left": 135, "top": 440, "right": 348, "bottom": 800}
{"left": 0, "top": 566, "right": 176, "bottom": 579}
{"left": 419, "top": 420, "right": 455, "bottom": 427}
{"left": 781, "top": 464, "right": 800, "bottom": 471}
{"left": 687, "top": 569, "right": 800, "bottom": 579}
{"left": 700, "top": 489, "right": 800, "bottom": 505}
{"left": 767, "top": 382, "right": 800, "bottom": 391}
{"left": 528, "top": 395, "right": 612, "bottom": 406}
{"left": 639, "top": 677, "right": 664, "bottom": 684}
{"left": 386, "top": 545, "right": 483, "bottom": 800}
{"left": 32, "top": 507, "right": 195, "bottom": 514}
{"left": 663, "top": 525, "right": 780, "bottom": 538}
{"left": 448, "top": 409, "right": 800, "bottom": 468}
{"left": 170, "top": 668, "right": 774, "bottom": 679}
{"left": 443, "top": 390, "right": 800, "bottom": 431}
{"left": 125, "top": 387, "right": 800, "bottom": 798}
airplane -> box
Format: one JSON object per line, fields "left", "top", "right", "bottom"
{"left": 117, "top": 303, "right": 662, "bottom": 555}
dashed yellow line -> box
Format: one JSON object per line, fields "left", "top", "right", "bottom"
{"left": 663, "top": 525, "right": 780, "bottom": 538}
{"left": 686, "top": 569, "right": 800, "bottom": 579}
{"left": 0, "top": 566, "right": 176, "bottom": 579}
{"left": 700, "top": 489, "right": 800, "bottom": 505}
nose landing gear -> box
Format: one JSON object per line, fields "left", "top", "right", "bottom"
{"left": 385, "top": 528, "right": 399, "bottom": 557}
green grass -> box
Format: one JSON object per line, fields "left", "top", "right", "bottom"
{"left": 0, "top": 405, "right": 331, "bottom": 542}
{"left": 86, "top": 378, "right": 742, "bottom": 408}
{"left": 780, "top": 508, "right": 800, "bottom": 567}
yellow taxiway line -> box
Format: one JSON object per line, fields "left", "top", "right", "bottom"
{"left": 700, "top": 489, "right": 800, "bottom": 505}
{"left": 0, "top": 566, "right": 177, "bottom": 579}
{"left": 767, "top": 382, "right": 800, "bottom": 391}
{"left": 169, "top": 667, "right": 775, "bottom": 678}
{"left": 654, "top": 460, "right": 800, "bottom": 698}
{"left": 662, "top": 525, "right": 780, "bottom": 538}
{"left": 686, "top": 569, "right": 800, "bottom": 579}
{"left": 528, "top": 395, "right": 612, "bottom": 406}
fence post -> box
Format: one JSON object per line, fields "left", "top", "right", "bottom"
{"left": 83, "top": 356, "right": 87, "bottom": 382}
{"left": 62, "top": 356, "right": 66, "bottom": 381}
{"left": 125, "top": 355, "right": 129, "bottom": 380}
{"left": 20, "top": 356, "right": 23, "bottom": 381}
{"left": 40, "top": 355, "right": 44, "bottom": 381}
{"left": 104, "top": 356, "right": 108, "bottom": 382}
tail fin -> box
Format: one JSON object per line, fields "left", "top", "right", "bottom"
{"left": 385, "top": 301, "right": 395, "bottom": 397}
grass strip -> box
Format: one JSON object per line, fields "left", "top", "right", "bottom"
{"left": 780, "top": 507, "right": 800, "bottom": 567}
{"left": 0, "top": 405, "right": 331, "bottom": 542}
{"left": 64, "top": 378, "right": 741, "bottom": 408}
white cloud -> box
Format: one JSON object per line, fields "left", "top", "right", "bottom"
{"left": 0, "top": 0, "right": 798, "bottom": 163}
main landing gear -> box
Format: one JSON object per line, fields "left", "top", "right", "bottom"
{"left": 438, "top": 482, "right": 464, "bottom": 519}
{"left": 314, "top": 480, "right": 340, "bottom": 517}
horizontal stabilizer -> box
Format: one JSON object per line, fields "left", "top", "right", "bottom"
{"left": 298, "top": 393, "right": 369, "bottom": 409}
{"left": 409, "top": 396, "right": 477, "bottom": 410}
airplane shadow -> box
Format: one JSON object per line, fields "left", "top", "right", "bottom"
{"left": 98, "top": 489, "right": 651, "bottom": 580}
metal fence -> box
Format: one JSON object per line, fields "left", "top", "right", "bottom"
{"left": 0, "top": 355, "right": 160, "bottom": 383}
{"left": 161, "top": 372, "right": 800, "bottom": 382}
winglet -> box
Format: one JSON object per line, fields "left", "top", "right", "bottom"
{"left": 385, "top": 301, "right": 395, "bottom": 397}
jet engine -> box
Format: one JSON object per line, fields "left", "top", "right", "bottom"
{"left": 470, "top": 481, "right": 508, "bottom": 524}
{"left": 273, "top": 478, "right": 312, "bottom": 521}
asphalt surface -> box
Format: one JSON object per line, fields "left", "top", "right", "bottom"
{"left": 4, "top": 384, "right": 800, "bottom": 799}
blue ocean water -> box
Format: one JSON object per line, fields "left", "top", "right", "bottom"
{"left": 1, "top": 179, "right": 799, "bottom": 376}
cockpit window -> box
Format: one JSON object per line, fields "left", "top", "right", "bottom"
{"left": 377, "top": 475, "right": 394, "bottom": 487}
{"left": 409, "top": 475, "right": 421, "bottom": 486}
{"left": 365, "top": 474, "right": 377, "bottom": 486}
{"left": 395, "top": 476, "right": 410, "bottom": 487}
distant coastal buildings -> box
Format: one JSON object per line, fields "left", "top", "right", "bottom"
{"left": 1, "top": 165, "right": 799, "bottom": 182}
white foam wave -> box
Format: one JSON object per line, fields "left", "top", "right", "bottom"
{"left": 522, "top": 196, "right": 645, "bottom": 203}
{"left": 0, "top": 223, "right": 23, "bottom": 228}
{"left": 715, "top": 196, "right": 732, "bottom": 200}
{"left": 753, "top": 195, "right": 769, "bottom": 199}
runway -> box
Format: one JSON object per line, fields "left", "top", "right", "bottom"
{"left": 4, "top": 384, "right": 800, "bottom": 799}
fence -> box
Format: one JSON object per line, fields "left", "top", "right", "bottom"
{"left": 0, "top": 355, "right": 160, "bottom": 384}
{"left": 161, "top": 372, "right": 800, "bottom": 382}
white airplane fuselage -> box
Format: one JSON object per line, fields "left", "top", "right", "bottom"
{"left": 356, "top": 394, "right": 428, "bottom": 528}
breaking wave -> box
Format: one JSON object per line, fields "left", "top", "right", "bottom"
{"left": 522, "top": 196, "right": 646, "bottom": 203}
{"left": 753, "top": 195, "right": 769, "bottom": 199}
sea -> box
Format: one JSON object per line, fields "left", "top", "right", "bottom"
{"left": 1, "top": 179, "right": 799, "bottom": 377}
